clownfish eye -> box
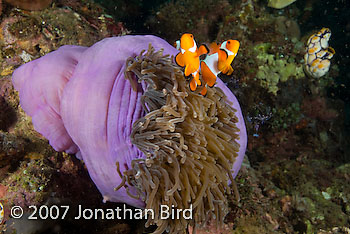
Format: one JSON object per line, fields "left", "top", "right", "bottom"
{"left": 228, "top": 41, "right": 231, "bottom": 44}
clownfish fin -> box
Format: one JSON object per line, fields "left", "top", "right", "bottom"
{"left": 175, "top": 53, "right": 185, "bottom": 67}
{"left": 222, "top": 66, "right": 234, "bottom": 75}
{"left": 200, "top": 86, "right": 208, "bottom": 96}
{"left": 194, "top": 73, "right": 201, "bottom": 86}
{"left": 184, "top": 64, "right": 197, "bottom": 77}
{"left": 201, "top": 61, "right": 217, "bottom": 87}
{"left": 189, "top": 77, "right": 197, "bottom": 91}
{"left": 209, "top": 42, "right": 220, "bottom": 54}
{"left": 217, "top": 49, "right": 228, "bottom": 71}
{"left": 198, "top": 44, "right": 209, "bottom": 56}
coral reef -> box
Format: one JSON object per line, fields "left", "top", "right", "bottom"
{"left": 301, "top": 96, "right": 338, "bottom": 121}
{"left": 254, "top": 43, "right": 304, "bottom": 95}
{"left": 145, "top": 0, "right": 232, "bottom": 43}
{"left": 0, "top": 0, "right": 349, "bottom": 233}
{"left": 0, "top": 0, "right": 127, "bottom": 64}
{"left": 0, "top": 97, "right": 16, "bottom": 131}
{"left": 4, "top": 0, "right": 52, "bottom": 11}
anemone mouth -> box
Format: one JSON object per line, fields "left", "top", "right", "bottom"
{"left": 117, "top": 44, "right": 240, "bottom": 233}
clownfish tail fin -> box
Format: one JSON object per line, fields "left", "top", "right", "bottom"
{"left": 189, "top": 77, "right": 197, "bottom": 91}
{"left": 220, "top": 63, "right": 234, "bottom": 75}
{"left": 200, "top": 85, "right": 208, "bottom": 96}
{"left": 225, "top": 66, "right": 234, "bottom": 75}
{"left": 193, "top": 73, "right": 201, "bottom": 86}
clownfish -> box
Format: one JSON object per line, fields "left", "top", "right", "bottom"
{"left": 200, "top": 40, "right": 240, "bottom": 94}
{"left": 218, "top": 40, "right": 240, "bottom": 75}
{"left": 175, "top": 33, "right": 209, "bottom": 94}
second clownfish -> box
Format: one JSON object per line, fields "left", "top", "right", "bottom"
{"left": 200, "top": 40, "right": 240, "bottom": 94}
{"left": 175, "top": 33, "right": 209, "bottom": 94}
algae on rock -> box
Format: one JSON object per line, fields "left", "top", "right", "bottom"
{"left": 254, "top": 43, "right": 304, "bottom": 95}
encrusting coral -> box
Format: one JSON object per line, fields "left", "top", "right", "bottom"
{"left": 116, "top": 45, "right": 241, "bottom": 233}
{"left": 254, "top": 43, "right": 304, "bottom": 95}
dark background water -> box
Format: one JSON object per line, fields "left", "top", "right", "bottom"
{"left": 301, "top": 0, "right": 350, "bottom": 135}
{"left": 92, "top": 0, "right": 168, "bottom": 33}
{"left": 297, "top": 0, "right": 350, "bottom": 132}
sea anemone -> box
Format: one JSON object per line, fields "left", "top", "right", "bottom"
{"left": 12, "top": 35, "right": 247, "bottom": 233}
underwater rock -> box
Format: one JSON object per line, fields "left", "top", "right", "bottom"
{"left": 0, "top": 131, "right": 25, "bottom": 168}
{"left": 4, "top": 0, "right": 52, "bottom": 11}
{"left": 275, "top": 16, "right": 301, "bottom": 40}
{"left": 301, "top": 96, "right": 338, "bottom": 121}
{"left": 12, "top": 35, "right": 247, "bottom": 232}
{"left": 0, "top": 97, "right": 16, "bottom": 131}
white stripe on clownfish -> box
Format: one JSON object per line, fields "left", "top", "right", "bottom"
{"left": 175, "top": 40, "right": 180, "bottom": 50}
{"left": 220, "top": 41, "right": 236, "bottom": 57}
{"left": 200, "top": 52, "right": 220, "bottom": 87}
{"left": 188, "top": 43, "right": 197, "bottom": 53}
{"left": 180, "top": 43, "right": 196, "bottom": 54}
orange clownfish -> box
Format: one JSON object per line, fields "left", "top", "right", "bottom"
{"left": 200, "top": 40, "right": 240, "bottom": 94}
{"left": 218, "top": 40, "right": 240, "bottom": 75}
{"left": 175, "top": 33, "right": 209, "bottom": 94}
